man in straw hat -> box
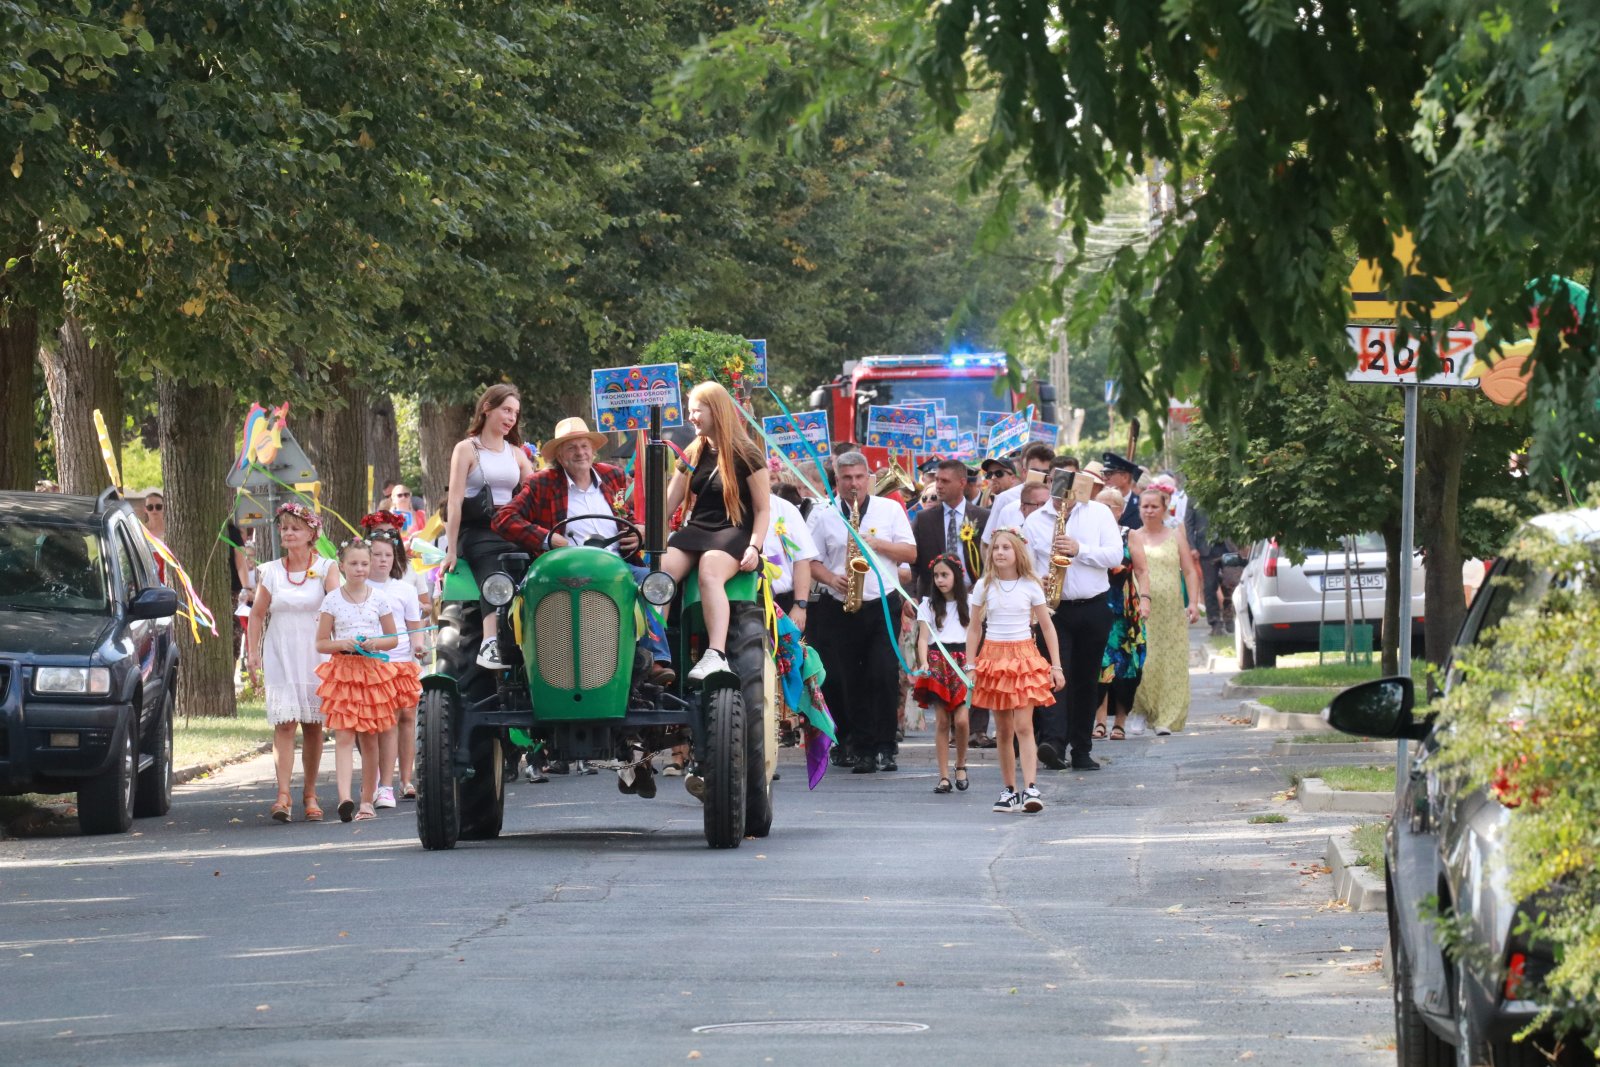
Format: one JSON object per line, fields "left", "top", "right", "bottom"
{"left": 493, "top": 417, "right": 677, "bottom": 788}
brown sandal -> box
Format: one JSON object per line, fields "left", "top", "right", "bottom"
{"left": 302, "top": 794, "right": 324, "bottom": 822}
{"left": 1109, "top": 725, "right": 1126, "bottom": 740}
{"left": 1092, "top": 722, "right": 1109, "bottom": 740}
{"left": 271, "top": 792, "right": 292, "bottom": 823}
{"left": 354, "top": 804, "right": 376, "bottom": 822}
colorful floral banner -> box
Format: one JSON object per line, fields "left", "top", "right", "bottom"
{"left": 745, "top": 338, "right": 768, "bottom": 389}
{"left": 865, "top": 405, "right": 929, "bottom": 451}
{"left": 761, "top": 409, "right": 830, "bottom": 464}
{"left": 984, "top": 404, "right": 1035, "bottom": 459}
{"left": 977, "top": 410, "right": 1009, "bottom": 447}
{"left": 591, "top": 363, "right": 684, "bottom": 431}
{"left": 1030, "top": 420, "right": 1061, "bottom": 446}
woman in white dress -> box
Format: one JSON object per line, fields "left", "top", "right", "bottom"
{"left": 248, "top": 503, "right": 339, "bottom": 822}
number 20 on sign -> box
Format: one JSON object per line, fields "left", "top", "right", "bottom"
{"left": 1344, "top": 326, "right": 1481, "bottom": 389}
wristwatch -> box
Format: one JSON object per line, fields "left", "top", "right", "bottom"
{"left": 793, "top": 599, "right": 809, "bottom": 608}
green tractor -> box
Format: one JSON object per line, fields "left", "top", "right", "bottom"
{"left": 415, "top": 409, "right": 774, "bottom": 850}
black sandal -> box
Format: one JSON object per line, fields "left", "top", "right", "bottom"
{"left": 934, "top": 777, "right": 953, "bottom": 794}
{"left": 954, "top": 766, "right": 969, "bottom": 791}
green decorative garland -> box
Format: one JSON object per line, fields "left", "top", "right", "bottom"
{"left": 641, "top": 327, "right": 754, "bottom": 398}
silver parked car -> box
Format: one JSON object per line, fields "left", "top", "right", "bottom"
{"left": 1232, "top": 532, "right": 1426, "bottom": 668}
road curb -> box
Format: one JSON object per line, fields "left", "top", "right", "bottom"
{"left": 1221, "top": 681, "right": 1335, "bottom": 700}
{"left": 1299, "top": 777, "right": 1394, "bottom": 814}
{"left": 1325, "top": 832, "right": 1388, "bottom": 912}
{"left": 1272, "top": 740, "right": 1395, "bottom": 755}
{"left": 1242, "top": 700, "right": 1338, "bottom": 733}
{"left": 174, "top": 741, "right": 273, "bottom": 786}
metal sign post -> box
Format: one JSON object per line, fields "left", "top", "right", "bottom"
{"left": 1395, "top": 384, "right": 1418, "bottom": 791}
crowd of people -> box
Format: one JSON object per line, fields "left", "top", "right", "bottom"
{"left": 218, "top": 383, "right": 1227, "bottom": 823}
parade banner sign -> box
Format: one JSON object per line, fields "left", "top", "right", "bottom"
{"left": 941, "top": 431, "right": 979, "bottom": 462}
{"left": 977, "top": 410, "right": 1009, "bottom": 447}
{"left": 936, "top": 415, "right": 959, "bottom": 443}
{"left": 865, "top": 405, "right": 929, "bottom": 451}
{"left": 745, "top": 338, "right": 769, "bottom": 389}
{"left": 762, "top": 409, "right": 830, "bottom": 464}
{"left": 1030, "top": 420, "right": 1061, "bottom": 446}
{"left": 591, "top": 363, "right": 684, "bottom": 431}
{"left": 984, "top": 405, "right": 1035, "bottom": 459}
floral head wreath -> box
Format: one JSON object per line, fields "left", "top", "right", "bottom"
{"left": 359, "top": 510, "right": 406, "bottom": 533}
{"left": 274, "top": 501, "right": 323, "bottom": 534}
{"left": 931, "top": 551, "right": 964, "bottom": 572}
{"left": 337, "top": 536, "right": 372, "bottom": 551}
{"left": 991, "top": 525, "right": 1028, "bottom": 544}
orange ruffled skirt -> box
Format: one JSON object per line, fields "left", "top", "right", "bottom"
{"left": 389, "top": 661, "right": 422, "bottom": 713}
{"left": 971, "top": 638, "right": 1054, "bottom": 711}
{"left": 315, "top": 654, "right": 402, "bottom": 733}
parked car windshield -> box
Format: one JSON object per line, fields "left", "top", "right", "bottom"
{"left": 0, "top": 522, "right": 110, "bottom": 613}
{"left": 1303, "top": 532, "right": 1386, "bottom": 558}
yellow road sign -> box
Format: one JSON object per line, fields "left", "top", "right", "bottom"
{"left": 1347, "top": 230, "right": 1462, "bottom": 321}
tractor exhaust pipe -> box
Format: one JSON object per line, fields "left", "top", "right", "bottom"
{"left": 645, "top": 405, "right": 667, "bottom": 569}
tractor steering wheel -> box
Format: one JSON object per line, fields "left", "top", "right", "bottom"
{"left": 546, "top": 513, "right": 645, "bottom": 553}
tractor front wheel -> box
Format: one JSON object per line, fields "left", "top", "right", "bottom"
{"left": 728, "top": 603, "right": 772, "bottom": 838}
{"left": 416, "top": 688, "right": 460, "bottom": 851}
{"left": 459, "top": 731, "right": 505, "bottom": 840}
{"left": 700, "top": 684, "right": 746, "bottom": 849}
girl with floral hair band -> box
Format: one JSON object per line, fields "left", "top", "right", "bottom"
{"left": 249, "top": 502, "right": 339, "bottom": 822}
{"left": 914, "top": 553, "right": 973, "bottom": 794}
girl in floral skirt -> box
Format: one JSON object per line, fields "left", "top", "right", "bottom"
{"left": 966, "top": 529, "right": 1064, "bottom": 815}
{"left": 915, "top": 554, "right": 972, "bottom": 794}
{"left": 314, "top": 539, "right": 401, "bottom": 822}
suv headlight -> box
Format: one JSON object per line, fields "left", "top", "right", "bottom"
{"left": 482, "top": 572, "right": 516, "bottom": 607}
{"left": 34, "top": 667, "right": 112, "bottom": 696}
{"left": 640, "top": 570, "right": 677, "bottom": 606}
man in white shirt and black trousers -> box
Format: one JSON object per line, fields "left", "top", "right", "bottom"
{"left": 806, "top": 451, "right": 917, "bottom": 773}
{"left": 1022, "top": 468, "right": 1123, "bottom": 771}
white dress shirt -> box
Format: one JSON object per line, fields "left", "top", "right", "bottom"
{"left": 809, "top": 495, "right": 915, "bottom": 603}
{"left": 764, "top": 495, "right": 819, "bottom": 595}
{"left": 981, "top": 484, "right": 1023, "bottom": 544}
{"left": 1021, "top": 499, "right": 1123, "bottom": 601}
{"left": 564, "top": 473, "right": 619, "bottom": 547}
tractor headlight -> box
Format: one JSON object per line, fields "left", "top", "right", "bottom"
{"left": 482, "top": 572, "right": 516, "bottom": 608}
{"left": 640, "top": 570, "right": 677, "bottom": 607}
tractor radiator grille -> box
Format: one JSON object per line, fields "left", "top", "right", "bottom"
{"left": 577, "top": 590, "right": 618, "bottom": 689}
{"left": 534, "top": 594, "right": 575, "bottom": 689}
{"left": 531, "top": 591, "right": 620, "bottom": 691}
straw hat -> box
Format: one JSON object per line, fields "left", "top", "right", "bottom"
{"left": 541, "top": 417, "right": 609, "bottom": 465}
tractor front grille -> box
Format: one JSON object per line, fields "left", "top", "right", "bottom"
{"left": 532, "top": 590, "right": 620, "bottom": 691}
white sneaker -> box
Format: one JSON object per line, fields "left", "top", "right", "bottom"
{"left": 374, "top": 786, "right": 396, "bottom": 809}
{"left": 1022, "top": 786, "right": 1044, "bottom": 813}
{"left": 476, "top": 638, "right": 502, "bottom": 670}
{"left": 1154, "top": 727, "right": 1172, "bottom": 737}
{"left": 1126, "top": 713, "right": 1147, "bottom": 735}
{"left": 687, "top": 649, "right": 730, "bottom": 683}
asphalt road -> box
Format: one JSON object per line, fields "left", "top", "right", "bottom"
{"left": 1, "top": 641, "right": 1394, "bottom": 1066}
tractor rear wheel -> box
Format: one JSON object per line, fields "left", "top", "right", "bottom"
{"left": 700, "top": 684, "right": 746, "bottom": 848}
{"left": 416, "top": 688, "right": 460, "bottom": 851}
{"left": 728, "top": 603, "right": 772, "bottom": 838}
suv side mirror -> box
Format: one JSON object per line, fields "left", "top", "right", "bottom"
{"left": 1326, "top": 677, "right": 1429, "bottom": 741}
{"left": 128, "top": 586, "right": 179, "bottom": 620}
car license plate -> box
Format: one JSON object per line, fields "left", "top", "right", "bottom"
{"left": 1323, "top": 572, "right": 1383, "bottom": 591}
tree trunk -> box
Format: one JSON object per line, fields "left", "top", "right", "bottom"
{"left": 419, "top": 398, "right": 471, "bottom": 513}
{"left": 0, "top": 304, "right": 40, "bottom": 490}
{"left": 40, "top": 315, "right": 123, "bottom": 495}
{"left": 299, "top": 366, "right": 368, "bottom": 537}
{"left": 1379, "top": 519, "right": 1400, "bottom": 677}
{"left": 1417, "top": 399, "right": 1469, "bottom": 672}
{"left": 365, "top": 392, "right": 401, "bottom": 510}
{"left": 157, "top": 377, "right": 238, "bottom": 718}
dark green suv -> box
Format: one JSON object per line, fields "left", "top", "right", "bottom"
{"left": 0, "top": 489, "right": 180, "bottom": 834}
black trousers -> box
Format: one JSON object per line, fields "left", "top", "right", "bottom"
{"left": 1200, "top": 555, "right": 1223, "bottom": 624}
{"left": 808, "top": 594, "right": 901, "bottom": 757}
{"left": 1039, "top": 597, "right": 1115, "bottom": 758}
{"left": 457, "top": 522, "right": 520, "bottom": 620}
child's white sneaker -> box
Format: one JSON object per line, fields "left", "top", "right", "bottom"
{"left": 992, "top": 789, "right": 1021, "bottom": 814}
{"left": 1022, "top": 785, "right": 1044, "bottom": 813}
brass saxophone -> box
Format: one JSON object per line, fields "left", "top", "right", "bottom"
{"left": 1043, "top": 471, "right": 1078, "bottom": 606}
{"left": 843, "top": 496, "right": 870, "bottom": 613}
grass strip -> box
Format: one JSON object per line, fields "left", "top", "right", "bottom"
{"left": 1349, "top": 820, "right": 1388, "bottom": 874}
{"left": 1248, "top": 813, "right": 1288, "bottom": 824}
{"left": 1235, "top": 658, "right": 1428, "bottom": 688}
{"left": 1257, "top": 689, "right": 1341, "bottom": 714}
{"left": 175, "top": 699, "right": 272, "bottom": 770}
{"left": 1291, "top": 765, "right": 1395, "bottom": 793}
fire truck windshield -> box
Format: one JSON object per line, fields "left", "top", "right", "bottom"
{"left": 854, "top": 375, "right": 1009, "bottom": 441}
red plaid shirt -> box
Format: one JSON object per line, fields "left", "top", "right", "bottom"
{"left": 492, "top": 463, "right": 630, "bottom": 557}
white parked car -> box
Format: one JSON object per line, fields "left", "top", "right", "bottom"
{"left": 1231, "top": 532, "right": 1425, "bottom": 668}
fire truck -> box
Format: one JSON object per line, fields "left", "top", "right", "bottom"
{"left": 807, "top": 352, "right": 1058, "bottom": 468}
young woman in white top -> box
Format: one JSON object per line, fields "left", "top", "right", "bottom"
{"left": 247, "top": 503, "right": 340, "bottom": 823}
{"left": 442, "top": 384, "right": 537, "bottom": 670}
{"left": 368, "top": 532, "right": 425, "bottom": 807}
{"left": 914, "top": 554, "right": 973, "bottom": 794}
{"left": 966, "top": 528, "right": 1064, "bottom": 815}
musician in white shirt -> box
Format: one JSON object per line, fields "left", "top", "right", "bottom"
{"left": 1021, "top": 470, "right": 1123, "bottom": 772}
{"left": 981, "top": 443, "right": 1056, "bottom": 544}
{"left": 806, "top": 452, "right": 917, "bottom": 773}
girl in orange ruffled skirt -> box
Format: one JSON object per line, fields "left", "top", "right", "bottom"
{"left": 368, "top": 531, "right": 425, "bottom": 807}
{"left": 315, "top": 539, "right": 401, "bottom": 822}
{"left": 966, "top": 528, "right": 1064, "bottom": 815}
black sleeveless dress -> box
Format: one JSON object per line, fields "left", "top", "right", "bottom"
{"left": 669, "top": 445, "right": 758, "bottom": 556}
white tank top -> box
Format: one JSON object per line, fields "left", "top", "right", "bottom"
{"left": 465, "top": 437, "right": 521, "bottom": 506}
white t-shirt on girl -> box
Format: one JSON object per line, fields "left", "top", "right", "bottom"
{"left": 969, "top": 576, "right": 1045, "bottom": 641}
{"left": 318, "top": 584, "right": 396, "bottom": 643}
{"left": 916, "top": 596, "right": 968, "bottom": 646}
{"left": 377, "top": 578, "right": 422, "bottom": 663}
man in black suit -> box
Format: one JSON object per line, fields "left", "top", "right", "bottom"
{"left": 911, "top": 459, "right": 989, "bottom": 596}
